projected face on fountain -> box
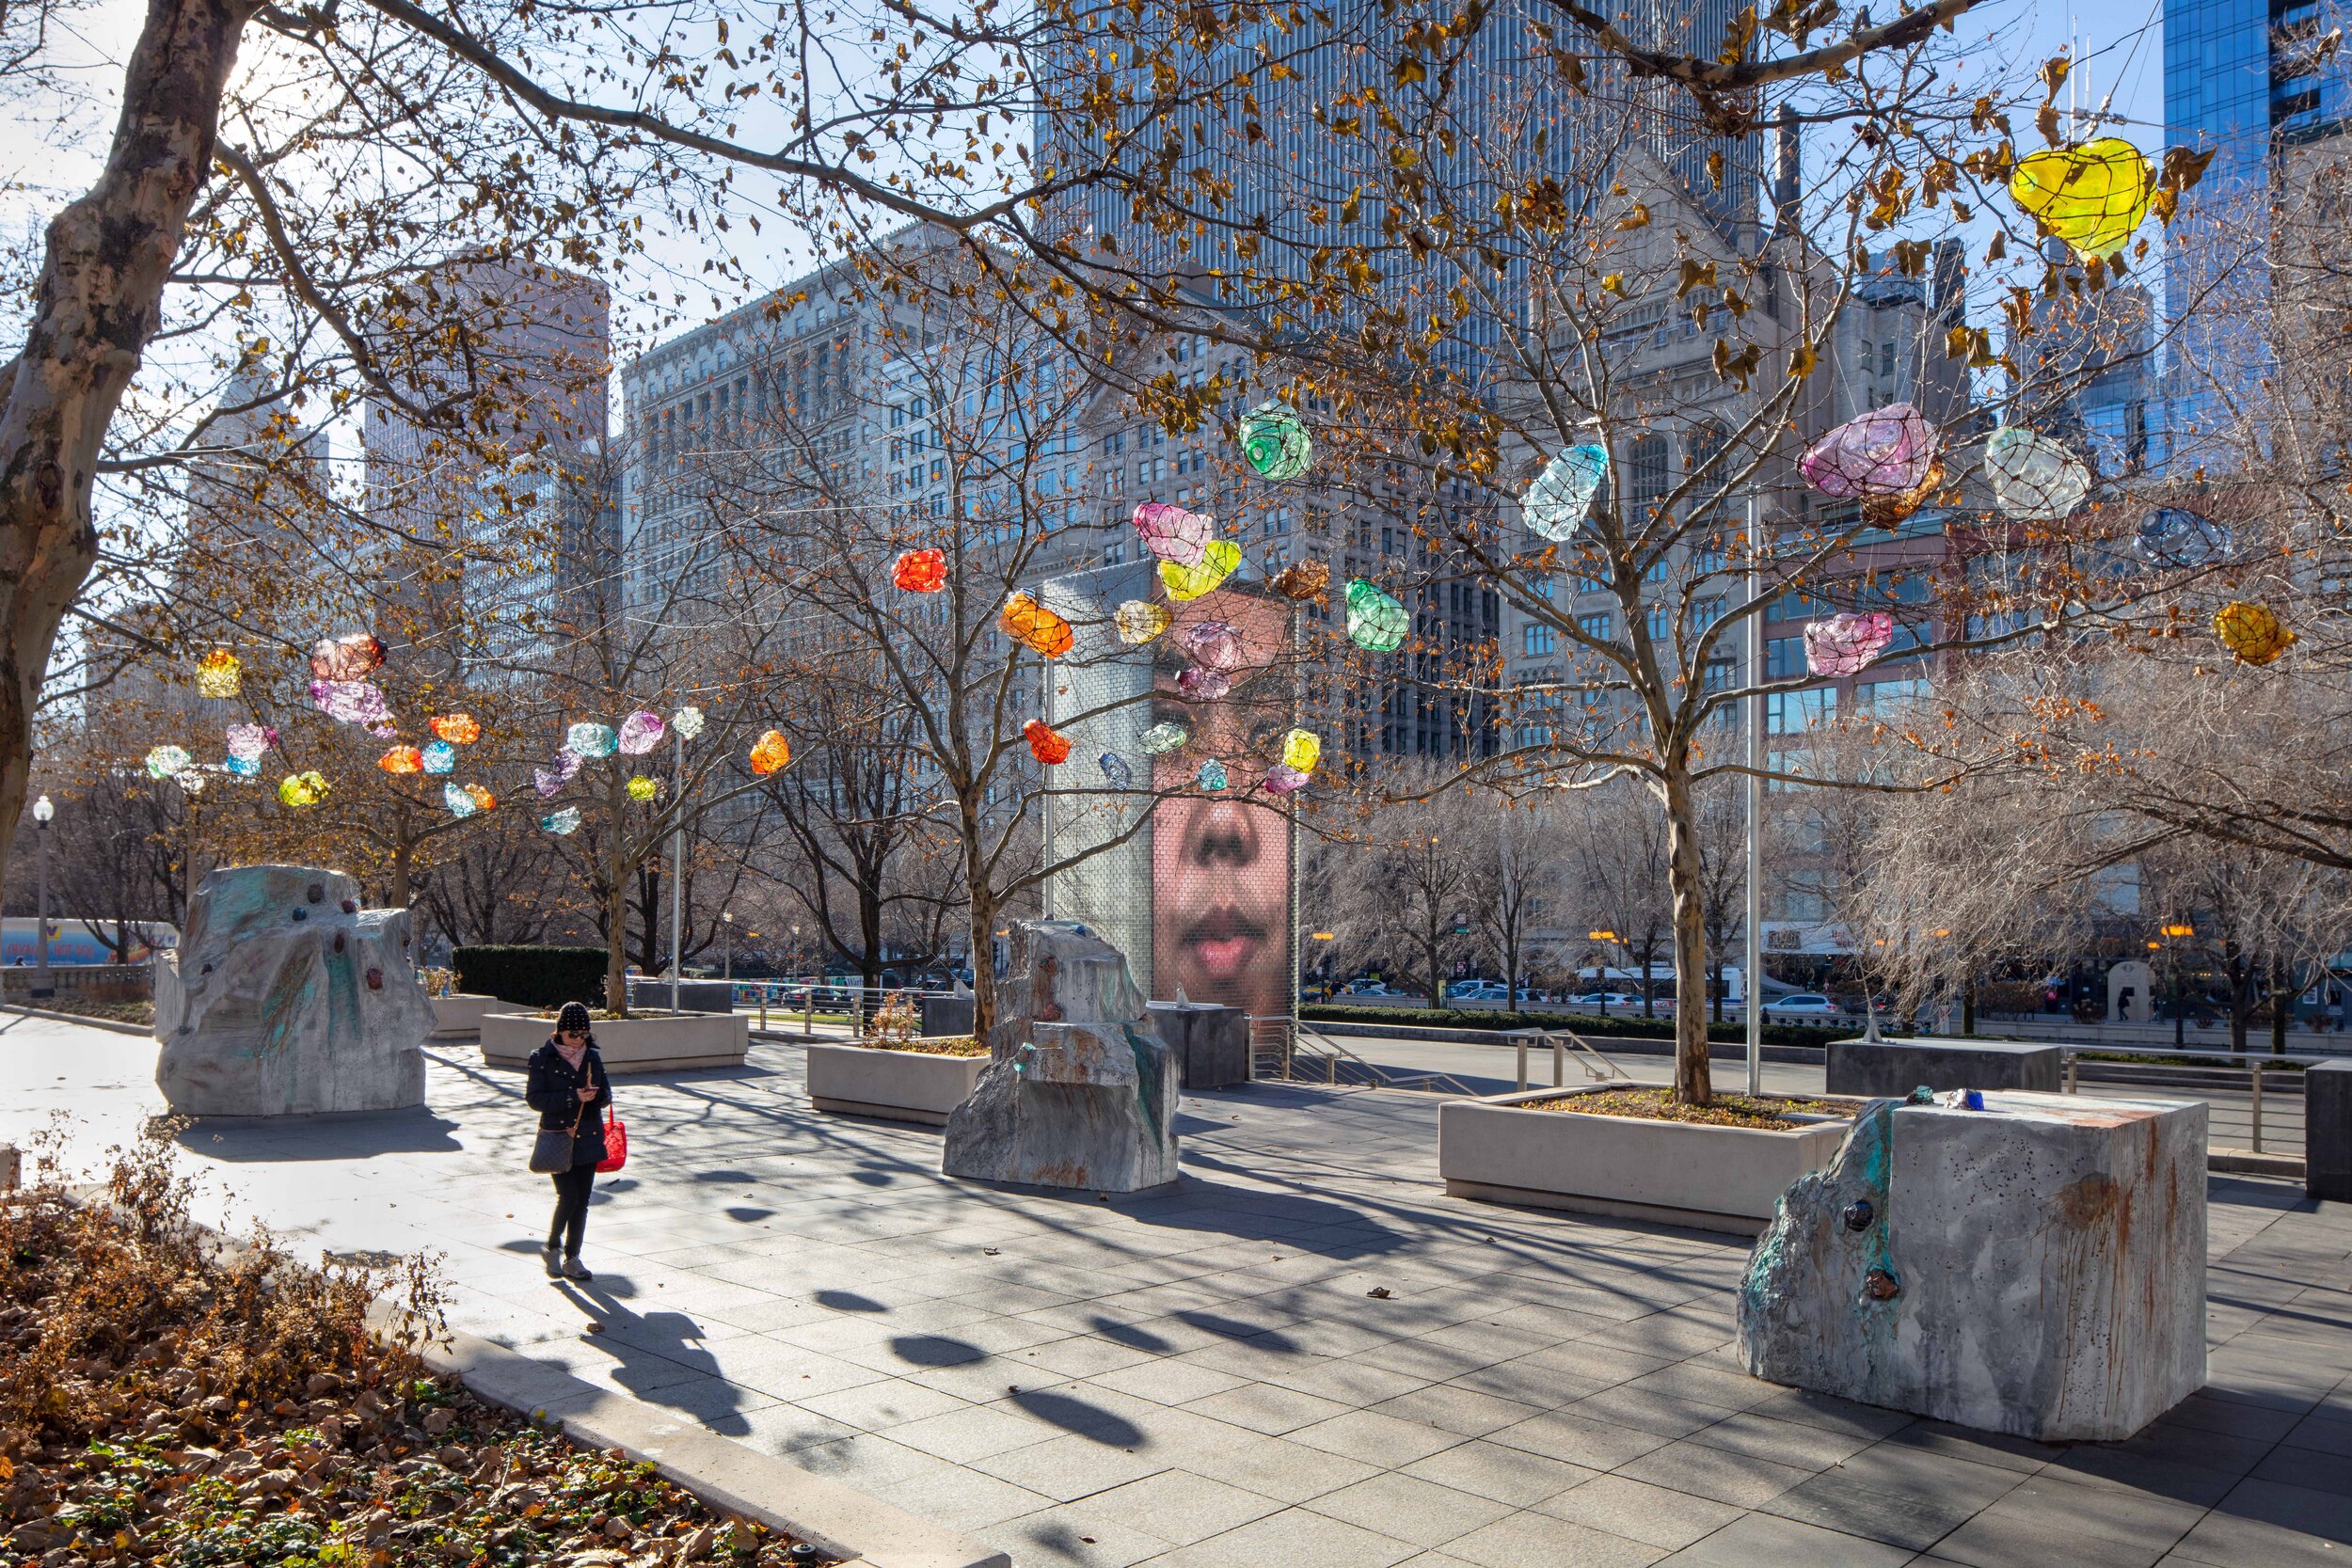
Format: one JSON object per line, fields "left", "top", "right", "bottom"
{"left": 1151, "top": 587, "right": 1292, "bottom": 1022}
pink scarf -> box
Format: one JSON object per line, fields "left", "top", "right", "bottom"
{"left": 555, "top": 1037, "right": 589, "bottom": 1073}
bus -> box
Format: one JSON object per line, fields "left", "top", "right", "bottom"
{"left": 0, "top": 918, "right": 178, "bottom": 968}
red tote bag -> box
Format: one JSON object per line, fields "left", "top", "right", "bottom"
{"left": 596, "top": 1113, "right": 628, "bottom": 1173}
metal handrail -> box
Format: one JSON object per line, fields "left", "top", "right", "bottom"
{"left": 1503, "top": 1026, "right": 1634, "bottom": 1089}
{"left": 2058, "top": 1045, "right": 2310, "bottom": 1157}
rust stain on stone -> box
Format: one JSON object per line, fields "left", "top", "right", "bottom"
{"left": 2055, "top": 1173, "right": 2119, "bottom": 1227}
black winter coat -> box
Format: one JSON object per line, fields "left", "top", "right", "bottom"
{"left": 525, "top": 1039, "right": 612, "bottom": 1148}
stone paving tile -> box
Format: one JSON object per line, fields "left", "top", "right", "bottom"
{"left": 1531, "top": 1474, "right": 1743, "bottom": 1551}
{"left": 1485, "top": 1409, "right": 1677, "bottom": 1470}
{"left": 1654, "top": 1512, "right": 1916, "bottom": 1567}
{"left": 1044, "top": 1469, "right": 1286, "bottom": 1546}
{"left": 1137, "top": 1506, "right": 1423, "bottom": 1568}
{"left": 989, "top": 1507, "right": 1173, "bottom": 1568}
{"left": 1182, "top": 1380, "right": 1357, "bottom": 1435}
{"left": 1611, "top": 1436, "right": 1819, "bottom": 1507}
{"left": 2164, "top": 1507, "right": 2350, "bottom": 1567}
{"left": 968, "top": 1432, "right": 1167, "bottom": 1503}
{"left": 1363, "top": 1382, "right": 1548, "bottom": 1436}
{"left": 1302, "top": 1471, "right": 1518, "bottom": 1548}
{"left": 1442, "top": 1508, "right": 1670, "bottom": 1568}
{"left": 1288, "top": 1408, "right": 1472, "bottom": 1468}
{"left": 1176, "top": 1433, "right": 1386, "bottom": 1503}
{"left": 1758, "top": 1467, "right": 1997, "bottom": 1551}
{"left": 1398, "top": 1438, "right": 1600, "bottom": 1506}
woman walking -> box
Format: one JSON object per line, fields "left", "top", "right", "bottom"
{"left": 528, "top": 1000, "right": 612, "bottom": 1281}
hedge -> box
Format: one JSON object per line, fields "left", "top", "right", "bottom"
{"left": 1298, "top": 1003, "right": 1845, "bottom": 1052}
{"left": 453, "top": 944, "right": 610, "bottom": 1008}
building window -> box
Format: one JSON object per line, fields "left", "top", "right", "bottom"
{"left": 1523, "top": 623, "right": 1555, "bottom": 657}
{"left": 1692, "top": 597, "right": 1724, "bottom": 632}
{"left": 1577, "top": 611, "right": 1613, "bottom": 641}
{"left": 1765, "top": 636, "right": 1804, "bottom": 678}
{"left": 1766, "top": 689, "right": 1837, "bottom": 734}
{"left": 1629, "top": 435, "right": 1670, "bottom": 515}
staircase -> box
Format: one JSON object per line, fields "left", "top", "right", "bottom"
{"left": 1248, "top": 1017, "right": 1481, "bottom": 1096}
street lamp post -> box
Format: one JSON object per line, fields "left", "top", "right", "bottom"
{"left": 2160, "top": 923, "right": 2195, "bottom": 1047}
{"left": 1587, "top": 930, "right": 1617, "bottom": 1017}
{"left": 722, "top": 911, "right": 733, "bottom": 982}
{"left": 30, "top": 794, "right": 54, "bottom": 1002}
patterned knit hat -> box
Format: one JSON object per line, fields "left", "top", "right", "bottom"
{"left": 555, "top": 1000, "right": 594, "bottom": 1037}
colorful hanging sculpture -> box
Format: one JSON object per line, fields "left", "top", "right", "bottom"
{"left": 1862, "top": 458, "right": 1947, "bottom": 528}
{"left": 534, "top": 751, "right": 583, "bottom": 798}
{"left": 1114, "top": 600, "right": 1174, "bottom": 645}
{"left": 195, "top": 649, "right": 242, "bottom": 699}
{"left": 749, "top": 729, "right": 793, "bottom": 775}
{"left": 2214, "top": 601, "right": 2294, "bottom": 665}
{"left": 617, "top": 710, "right": 667, "bottom": 754}
{"left": 541, "top": 807, "right": 582, "bottom": 836}
{"left": 1522, "top": 444, "right": 1610, "bottom": 542}
{"left": 311, "top": 679, "right": 392, "bottom": 728}
{"left": 1271, "top": 559, "right": 1331, "bottom": 600}
{"left": 566, "top": 722, "right": 619, "bottom": 758}
{"left": 145, "top": 745, "right": 193, "bottom": 781}
{"left": 1025, "top": 720, "right": 1073, "bottom": 765}
{"left": 893, "top": 547, "right": 948, "bottom": 593}
{"left": 1279, "top": 728, "right": 1322, "bottom": 775}
{"left": 1801, "top": 404, "right": 1939, "bottom": 503}
{"left": 308, "top": 631, "right": 385, "bottom": 684}
{"left": 1804, "top": 611, "right": 1897, "bottom": 676}
{"left": 1984, "top": 426, "right": 2092, "bottom": 522}
{"left": 1184, "top": 621, "right": 1247, "bottom": 671}
{"left": 1133, "top": 501, "right": 1213, "bottom": 566}
{"left": 1346, "top": 578, "right": 1409, "bottom": 652}
{"left": 466, "top": 784, "right": 495, "bottom": 812}
{"left": 1197, "top": 760, "right": 1230, "bottom": 791}
{"left": 430, "top": 713, "right": 482, "bottom": 745}
{"left": 2008, "top": 137, "right": 2156, "bottom": 262}
{"left": 1099, "top": 753, "right": 1134, "bottom": 788}
{"left": 1140, "top": 722, "right": 1190, "bottom": 754}
{"left": 1177, "top": 667, "right": 1233, "bottom": 701}
{"left": 2137, "top": 507, "right": 2233, "bottom": 569}
{"left": 1263, "top": 764, "right": 1311, "bottom": 796}
{"left": 672, "top": 705, "right": 706, "bottom": 740}
{"left": 1160, "top": 540, "right": 1240, "bottom": 602}
{"left": 1000, "top": 593, "right": 1075, "bottom": 657}
{"left": 174, "top": 770, "right": 206, "bottom": 796}
{"left": 444, "top": 782, "right": 478, "bottom": 819}
{"left": 225, "top": 723, "right": 277, "bottom": 762}
{"left": 278, "top": 771, "right": 329, "bottom": 808}
{"left": 378, "top": 745, "right": 424, "bottom": 775}
{"left": 224, "top": 755, "right": 260, "bottom": 780}
{"left": 1239, "top": 401, "right": 1311, "bottom": 481}
{"left": 421, "top": 740, "right": 456, "bottom": 775}
{"left": 627, "top": 775, "right": 660, "bottom": 802}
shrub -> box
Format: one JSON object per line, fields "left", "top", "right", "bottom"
{"left": 451, "top": 944, "right": 607, "bottom": 1008}
{"left": 1298, "top": 1003, "right": 1845, "bottom": 1051}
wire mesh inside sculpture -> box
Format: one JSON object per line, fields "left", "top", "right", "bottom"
{"left": 1984, "top": 427, "right": 2092, "bottom": 522}
{"left": 1521, "top": 444, "right": 1610, "bottom": 542}
{"left": 1239, "top": 402, "right": 1312, "bottom": 481}
{"left": 2137, "top": 507, "right": 2233, "bottom": 569}
{"left": 893, "top": 547, "right": 947, "bottom": 593}
{"left": 1346, "top": 578, "right": 1409, "bottom": 652}
{"left": 1177, "top": 666, "right": 1234, "bottom": 701}
{"left": 1160, "top": 541, "right": 1240, "bottom": 602}
{"left": 1804, "top": 611, "right": 1897, "bottom": 676}
{"left": 1183, "top": 621, "right": 1246, "bottom": 671}
{"left": 1802, "top": 404, "right": 1942, "bottom": 526}
{"left": 2214, "top": 601, "right": 2293, "bottom": 666}
{"left": 1140, "top": 722, "right": 1189, "bottom": 754}
{"left": 1133, "top": 502, "right": 1213, "bottom": 566}
{"left": 1025, "top": 720, "right": 1073, "bottom": 765}
{"left": 2008, "top": 137, "right": 2155, "bottom": 261}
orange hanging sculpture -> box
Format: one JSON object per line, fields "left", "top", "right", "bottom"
{"left": 894, "top": 548, "right": 947, "bottom": 593}
{"left": 430, "top": 713, "right": 482, "bottom": 745}
{"left": 378, "top": 745, "right": 424, "bottom": 775}
{"left": 1025, "top": 720, "right": 1073, "bottom": 765}
{"left": 1000, "top": 593, "right": 1075, "bottom": 657}
{"left": 749, "top": 729, "right": 793, "bottom": 775}
{"left": 1271, "top": 559, "right": 1331, "bottom": 600}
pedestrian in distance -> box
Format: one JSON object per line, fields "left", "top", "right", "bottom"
{"left": 528, "top": 999, "right": 612, "bottom": 1281}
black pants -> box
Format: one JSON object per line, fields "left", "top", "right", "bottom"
{"left": 548, "top": 1164, "right": 596, "bottom": 1256}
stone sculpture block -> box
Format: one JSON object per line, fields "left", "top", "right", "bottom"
{"left": 2311, "top": 1060, "right": 2352, "bottom": 1202}
{"left": 1147, "top": 1001, "right": 1250, "bottom": 1089}
{"left": 155, "top": 864, "right": 430, "bottom": 1117}
{"left": 1825, "top": 1037, "right": 2062, "bottom": 1098}
{"left": 1738, "top": 1090, "right": 2206, "bottom": 1441}
{"left": 943, "top": 921, "right": 1178, "bottom": 1192}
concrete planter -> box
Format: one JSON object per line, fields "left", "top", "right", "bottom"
{"left": 1826, "top": 1036, "right": 2061, "bottom": 1097}
{"left": 806, "top": 1041, "right": 987, "bottom": 1126}
{"left": 479, "top": 1010, "right": 749, "bottom": 1072}
{"left": 429, "top": 993, "right": 501, "bottom": 1038}
{"left": 1438, "top": 1086, "right": 1852, "bottom": 1236}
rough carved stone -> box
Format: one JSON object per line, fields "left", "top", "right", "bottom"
{"left": 155, "top": 864, "right": 431, "bottom": 1116}
{"left": 1738, "top": 1090, "right": 2206, "bottom": 1441}
{"left": 942, "top": 921, "right": 1179, "bottom": 1192}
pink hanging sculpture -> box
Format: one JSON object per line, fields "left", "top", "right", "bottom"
{"left": 1183, "top": 620, "right": 1247, "bottom": 671}
{"left": 1800, "top": 404, "right": 1938, "bottom": 504}
{"left": 1803, "top": 611, "right": 1896, "bottom": 676}
{"left": 1132, "top": 501, "right": 1212, "bottom": 566}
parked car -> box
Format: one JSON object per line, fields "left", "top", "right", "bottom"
{"left": 1448, "top": 982, "right": 1543, "bottom": 1005}
{"left": 1763, "top": 992, "right": 1839, "bottom": 1017}
{"left": 1565, "top": 990, "right": 1645, "bottom": 1009}
{"left": 1341, "top": 978, "right": 1409, "bottom": 997}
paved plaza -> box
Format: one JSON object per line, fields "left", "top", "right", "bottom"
{"left": 3, "top": 1011, "right": 2348, "bottom": 1568}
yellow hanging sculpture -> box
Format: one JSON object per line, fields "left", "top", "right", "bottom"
{"left": 2213, "top": 601, "right": 2293, "bottom": 666}
{"left": 2008, "top": 138, "right": 2156, "bottom": 261}
{"left": 1160, "top": 540, "right": 1240, "bottom": 602}
{"left": 1114, "top": 600, "right": 1173, "bottom": 645}
{"left": 195, "top": 649, "right": 241, "bottom": 699}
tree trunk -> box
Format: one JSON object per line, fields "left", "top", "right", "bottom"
{"left": 1661, "top": 768, "right": 1712, "bottom": 1104}
{"left": 0, "top": 0, "right": 255, "bottom": 903}
{"left": 1504, "top": 927, "right": 1519, "bottom": 1013}
{"left": 965, "top": 887, "right": 997, "bottom": 1041}
{"left": 2271, "top": 954, "right": 2290, "bottom": 1056}
{"left": 1961, "top": 974, "right": 1976, "bottom": 1036}
{"left": 389, "top": 836, "right": 414, "bottom": 910}
{"left": 606, "top": 872, "right": 629, "bottom": 1018}
{"left": 2226, "top": 944, "right": 2250, "bottom": 1053}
